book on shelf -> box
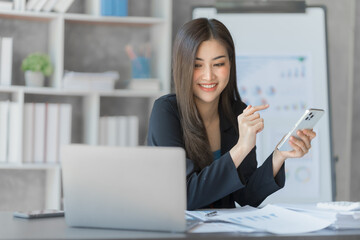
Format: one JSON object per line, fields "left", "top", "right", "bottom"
{"left": 100, "top": 0, "right": 111, "bottom": 16}
{"left": 117, "top": 116, "right": 127, "bottom": 146}
{"left": 42, "top": 0, "right": 58, "bottom": 12}
{"left": 127, "top": 115, "right": 138, "bottom": 146}
{"left": 0, "top": 101, "right": 22, "bottom": 164}
{"left": 0, "top": 37, "right": 13, "bottom": 86}
{"left": 53, "top": 0, "right": 74, "bottom": 13}
{"left": 7, "top": 102, "right": 21, "bottom": 164}
{"left": 33, "top": 103, "right": 46, "bottom": 163}
{"left": 107, "top": 116, "right": 117, "bottom": 146}
{"left": 45, "top": 103, "right": 59, "bottom": 163}
{"left": 26, "top": 0, "right": 40, "bottom": 10}
{"left": 22, "top": 102, "right": 72, "bottom": 164}
{"left": 13, "top": 0, "right": 19, "bottom": 10}
{"left": 98, "top": 117, "right": 107, "bottom": 145}
{"left": 0, "top": 101, "right": 9, "bottom": 163}
{"left": 23, "top": 103, "right": 34, "bottom": 163}
{"left": 99, "top": 115, "right": 139, "bottom": 147}
{"left": 101, "top": 0, "right": 128, "bottom": 16}
{"left": 13, "top": 0, "right": 26, "bottom": 11}
{"left": 58, "top": 103, "right": 72, "bottom": 162}
{"left": 33, "top": 0, "right": 48, "bottom": 11}
{"left": 0, "top": 1, "right": 13, "bottom": 10}
{"left": 114, "top": 0, "right": 127, "bottom": 16}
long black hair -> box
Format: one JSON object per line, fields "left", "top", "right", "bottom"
{"left": 172, "top": 18, "right": 241, "bottom": 169}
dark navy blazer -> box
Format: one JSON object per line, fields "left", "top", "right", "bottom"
{"left": 147, "top": 94, "right": 285, "bottom": 210}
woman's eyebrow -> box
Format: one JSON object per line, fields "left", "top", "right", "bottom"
{"left": 195, "top": 55, "right": 226, "bottom": 61}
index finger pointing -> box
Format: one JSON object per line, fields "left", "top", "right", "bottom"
{"left": 245, "top": 104, "right": 269, "bottom": 115}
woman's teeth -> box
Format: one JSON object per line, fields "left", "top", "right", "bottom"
{"left": 200, "top": 84, "right": 216, "bottom": 88}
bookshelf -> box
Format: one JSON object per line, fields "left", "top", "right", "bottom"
{"left": 0, "top": 0, "right": 172, "bottom": 210}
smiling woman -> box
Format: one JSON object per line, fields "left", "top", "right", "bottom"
{"left": 147, "top": 18, "right": 316, "bottom": 210}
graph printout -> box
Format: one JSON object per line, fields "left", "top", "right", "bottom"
{"left": 214, "top": 205, "right": 332, "bottom": 234}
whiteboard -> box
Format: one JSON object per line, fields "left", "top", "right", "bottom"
{"left": 193, "top": 7, "right": 334, "bottom": 204}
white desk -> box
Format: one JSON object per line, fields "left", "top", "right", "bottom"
{"left": 1, "top": 212, "right": 360, "bottom": 240}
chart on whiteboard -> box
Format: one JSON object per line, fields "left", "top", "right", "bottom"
{"left": 236, "top": 54, "right": 321, "bottom": 200}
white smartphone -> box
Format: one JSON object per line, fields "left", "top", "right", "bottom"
{"left": 277, "top": 108, "right": 325, "bottom": 152}
{"left": 13, "top": 209, "right": 64, "bottom": 219}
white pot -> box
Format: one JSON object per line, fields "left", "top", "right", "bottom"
{"left": 25, "top": 71, "right": 45, "bottom": 87}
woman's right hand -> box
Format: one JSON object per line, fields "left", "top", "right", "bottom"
{"left": 230, "top": 104, "right": 269, "bottom": 167}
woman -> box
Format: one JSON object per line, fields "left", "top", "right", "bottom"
{"left": 147, "top": 18, "right": 316, "bottom": 210}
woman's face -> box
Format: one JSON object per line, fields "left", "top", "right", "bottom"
{"left": 192, "top": 39, "right": 230, "bottom": 106}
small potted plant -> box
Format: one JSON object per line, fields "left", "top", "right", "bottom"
{"left": 21, "top": 53, "right": 53, "bottom": 87}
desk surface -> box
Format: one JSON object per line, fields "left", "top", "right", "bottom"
{"left": 1, "top": 212, "right": 360, "bottom": 240}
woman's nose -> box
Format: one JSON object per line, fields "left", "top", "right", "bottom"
{"left": 202, "top": 66, "right": 214, "bottom": 81}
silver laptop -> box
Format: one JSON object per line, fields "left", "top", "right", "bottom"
{"left": 61, "top": 145, "right": 188, "bottom": 232}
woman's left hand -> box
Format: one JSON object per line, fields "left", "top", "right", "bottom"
{"left": 272, "top": 129, "right": 316, "bottom": 176}
{"left": 276, "top": 129, "right": 317, "bottom": 159}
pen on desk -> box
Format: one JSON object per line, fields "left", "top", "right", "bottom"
{"left": 205, "top": 211, "right": 217, "bottom": 217}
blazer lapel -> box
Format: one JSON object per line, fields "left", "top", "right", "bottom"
{"left": 219, "top": 106, "right": 238, "bottom": 154}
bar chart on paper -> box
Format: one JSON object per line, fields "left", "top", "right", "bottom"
{"left": 214, "top": 205, "right": 332, "bottom": 234}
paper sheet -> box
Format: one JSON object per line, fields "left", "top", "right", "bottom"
{"left": 186, "top": 206, "right": 259, "bottom": 233}
{"left": 186, "top": 206, "right": 257, "bottom": 221}
{"left": 213, "top": 205, "right": 333, "bottom": 234}
{"left": 275, "top": 203, "right": 360, "bottom": 229}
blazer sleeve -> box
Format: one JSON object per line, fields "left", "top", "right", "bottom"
{"left": 147, "top": 97, "right": 246, "bottom": 210}
{"left": 228, "top": 99, "right": 285, "bottom": 207}
{"left": 233, "top": 150, "right": 286, "bottom": 207}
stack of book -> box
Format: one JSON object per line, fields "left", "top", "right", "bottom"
{"left": 62, "top": 71, "right": 119, "bottom": 92}
{"left": 0, "top": 101, "right": 19, "bottom": 163}
{"left": 22, "top": 102, "right": 72, "bottom": 164}
{"left": 0, "top": 37, "right": 13, "bottom": 86}
{"left": 98, "top": 115, "right": 138, "bottom": 147}
{"left": 0, "top": 1, "right": 13, "bottom": 10}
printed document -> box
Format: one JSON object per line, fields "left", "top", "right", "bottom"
{"left": 276, "top": 203, "right": 360, "bottom": 229}
{"left": 213, "top": 205, "right": 332, "bottom": 234}
{"left": 187, "top": 205, "right": 333, "bottom": 234}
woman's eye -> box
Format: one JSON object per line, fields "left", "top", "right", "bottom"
{"left": 194, "top": 64, "right": 202, "bottom": 68}
{"left": 214, "top": 63, "right": 225, "bottom": 67}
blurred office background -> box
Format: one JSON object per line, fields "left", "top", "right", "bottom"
{"left": 0, "top": 0, "right": 359, "bottom": 210}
